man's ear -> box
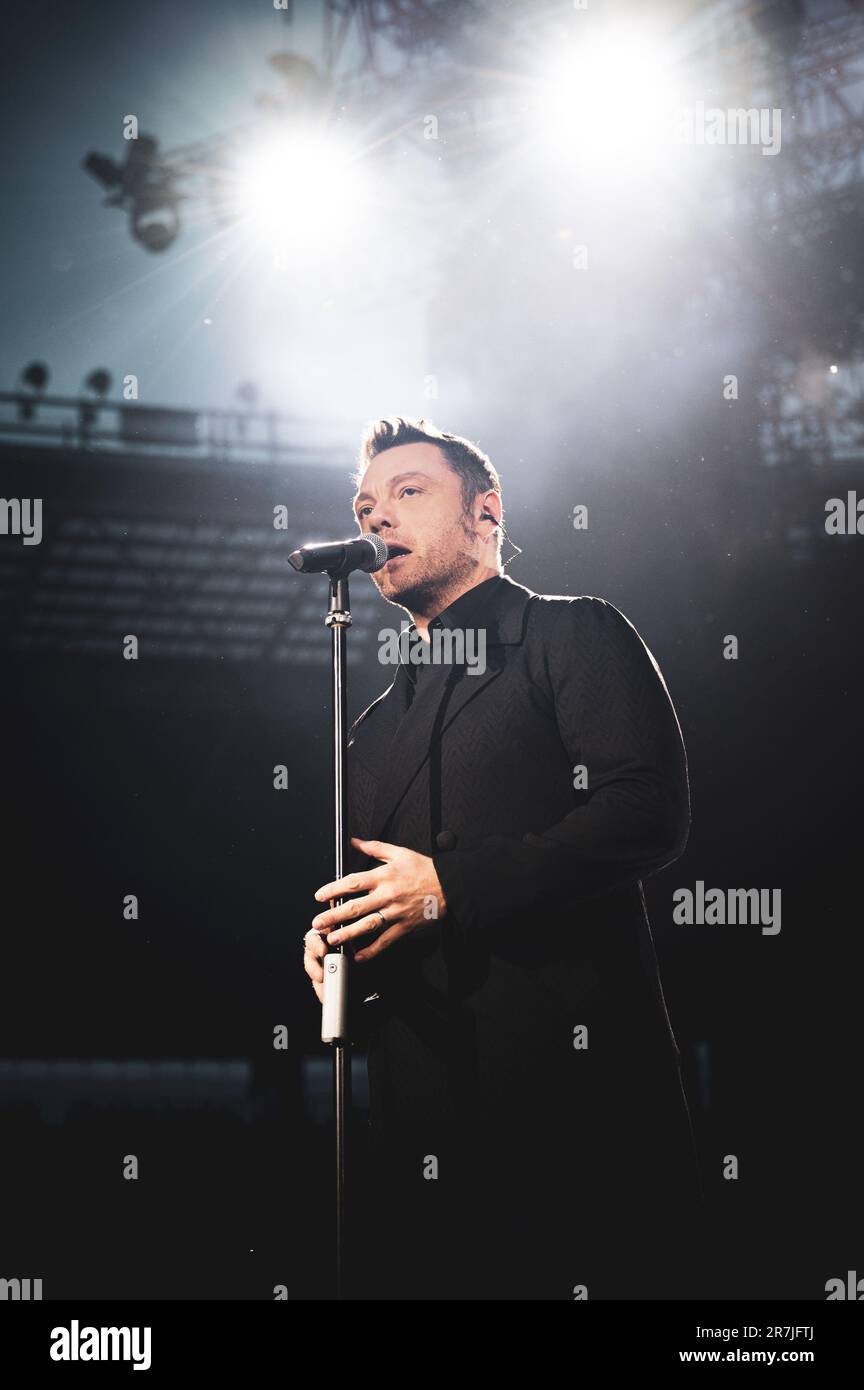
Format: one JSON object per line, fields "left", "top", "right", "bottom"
{"left": 477, "top": 492, "right": 501, "bottom": 526}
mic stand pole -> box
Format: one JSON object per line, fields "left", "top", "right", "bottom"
{"left": 319, "top": 568, "right": 353, "bottom": 1300}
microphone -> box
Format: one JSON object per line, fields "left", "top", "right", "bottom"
{"left": 287, "top": 534, "right": 389, "bottom": 576}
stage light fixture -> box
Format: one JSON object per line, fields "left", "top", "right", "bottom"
{"left": 83, "top": 135, "right": 183, "bottom": 252}
{"left": 77, "top": 368, "right": 112, "bottom": 434}
{"left": 85, "top": 369, "right": 112, "bottom": 398}
{"left": 17, "top": 361, "right": 50, "bottom": 421}
{"left": 21, "top": 361, "right": 50, "bottom": 393}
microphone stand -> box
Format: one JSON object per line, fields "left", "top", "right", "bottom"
{"left": 289, "top": 534, "right": 386, "bottom": 1298}
{"left": 319, "top": 569, "right": 353, "bottom": 1300}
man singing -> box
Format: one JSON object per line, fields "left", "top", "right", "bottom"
{"left": 304, "top": 417, "right": 702, "bottom": 1300}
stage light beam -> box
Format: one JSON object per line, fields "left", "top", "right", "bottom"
{"left": 535, "top": 31, "right": 685, "bottom": 176}
{"left": 233, "top": 132, "right": 368, "bottom": 253}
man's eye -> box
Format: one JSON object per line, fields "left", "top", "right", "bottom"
{"left": 357, "top": 487, "right": 420, "bottom": 520}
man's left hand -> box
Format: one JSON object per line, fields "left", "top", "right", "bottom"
{"left": 311, "top": 837, "right": 448, "bottom": 960}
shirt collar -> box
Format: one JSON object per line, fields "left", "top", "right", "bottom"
{"left": 397, "top": 575, "right": 504, "bottom": 675}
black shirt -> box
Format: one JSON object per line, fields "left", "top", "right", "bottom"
{"left": 398, "top": 575, "right": 504, "bottom": 702}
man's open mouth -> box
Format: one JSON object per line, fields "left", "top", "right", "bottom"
{"left": 385, "top": 545, "right": 412, "bottom": 564}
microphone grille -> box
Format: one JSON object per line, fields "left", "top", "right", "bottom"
{"left": 361, "top": 534, "right": 389, "bottom": 573}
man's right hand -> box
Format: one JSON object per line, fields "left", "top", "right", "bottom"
{"left": 303, "top": 929, "right": 327, "bottom": 1004}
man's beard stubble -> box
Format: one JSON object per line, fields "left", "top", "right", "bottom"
{"left": 374, "top": 523, "right": 480, "bottom": 619}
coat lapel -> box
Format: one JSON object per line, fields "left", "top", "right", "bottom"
{"left": 356, "top": 576, "right": 533, "bottom": 841}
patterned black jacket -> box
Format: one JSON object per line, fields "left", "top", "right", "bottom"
{"left": 345, "top": 572, "right": 698, "bottom": 1204}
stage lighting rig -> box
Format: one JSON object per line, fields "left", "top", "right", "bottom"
{"left": 83, "top": 134, "right": 183, "bottom": 252}
{"left": 78, "top": 1, "right": 471, "bottom": 256}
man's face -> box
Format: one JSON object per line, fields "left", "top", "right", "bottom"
{"left": 352, "top": 442, "right": 481, "bottom": 610}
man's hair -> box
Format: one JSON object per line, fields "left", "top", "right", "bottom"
{"left": 352, "top": 416, "right": 503, "bottom": 562}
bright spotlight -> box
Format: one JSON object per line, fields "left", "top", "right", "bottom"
{"left": 535, "top": 30, "right": 684, "bottom": 175}
{"left": 234, "top": 131, "right": 367, "bottom": 252}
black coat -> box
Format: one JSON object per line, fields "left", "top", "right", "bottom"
{"left": 345, "top": 574, "right": 702, "bottom": 1298}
